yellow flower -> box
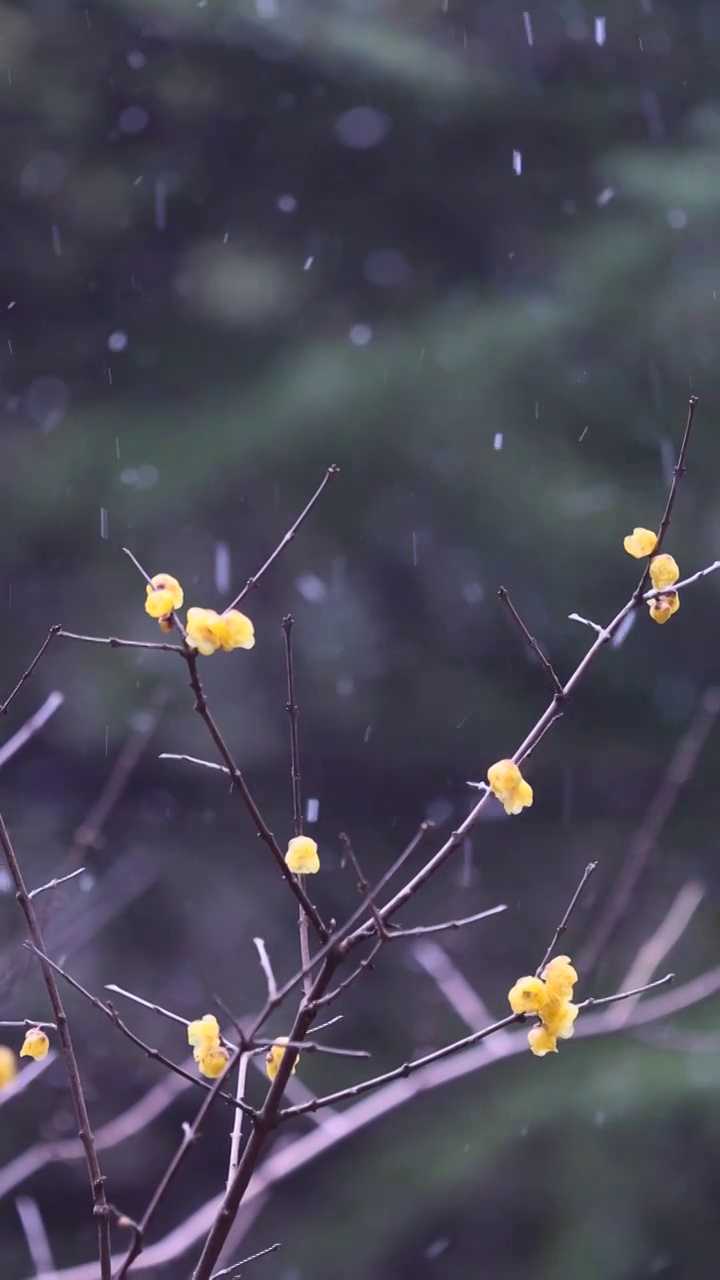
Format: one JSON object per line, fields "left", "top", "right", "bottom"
{"left": 186, "top": 607, "right": 226, "bottom": 656}
{"left": 187, "top": 1014, "right": 221, "bottom": 1051}
{"left": 0, "top": 1046, "right": 17, "bottom": 1088}
{"left": 543, "top": 1001, "right": 579, "bottom": 1041}
{"left": 623, "top": 527, "right": 657, "bottom": 558}
{"left": 145, "top": 574, "right": 184, "bottom": 619}
{"left": 487, "top": 759, "right": 533, "bottom": 816}
{"left": 542, "top": 955, "right": 578, "bottom": 1000}
{"left": 648, "top": 592, "right": 680, "bottom": 625}
{"left": 285, "top": 835, "right": 320, "bottom": 875}
{"left": 649, "top": 554, "right": 679, "bottom": 590}
{"left": 218, "top": 610, "right": 255, "bottom": 651}
{"left": 508, "top": 976, "right": 547, "bottom": 1015}
{"left": 195, "top": 1044, "right": 230, "bottom": 1079}
{"left": 20, "top": 1028, "right": 49, "bottom": 1061}
{"left": 265, "top": 1036, "right": 299, "bottom": 1082}
{"left": 528, "top": 1025, "right": 557, "bottom": 1056}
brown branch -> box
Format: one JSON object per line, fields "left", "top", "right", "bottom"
{"left": 58, "top": 629, "right": 183, "bottom": 654}
{"left": 279, "top": 973, "right": 675, "bottom": 1121}
{"left": 535, "top": 862, "right": 598, "bottom": 976}
{"left": 388, "top": 903, "right": 507, "bottom": 940}
{"left": 632, "top": 393, "right": 698, "bottom": 602}
{"left": 0, "top": 812, "right": 112, "bottom": 1280}
{"left": 183, "top": 648, "right": 328, "bottom": 942}
{"left": 282, "top": 615, "right": 313, "bottom": 996}
{"left": 497, "top": 586, "right": 565, "bottom": 697}
{"left": 225, "top": 465, "right": 340, "bottom": 613}
{"left": 341, "top": 398, "right": 704, "bottom": 946}
{"left": 311, "top": 940, "right": 383, "bottom": 1009}
{"left": 0, "top": 627, "right": 61, "bottom": 717}
{"left": 339, "top": 831, "right": 387, "bottom": 938}
{"left": 28, "top": 948, "right": 257, "bottom": 1118}
{"left": 25, "top": 969, "right": 719, "bottom": 1280}
{"left": 579, "top": 688, "right": 720, "bottom": 974}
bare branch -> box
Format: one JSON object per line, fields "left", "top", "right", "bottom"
{"left": 226, "top": 465, "right": 340, "bottom": 612}
{"left": 389, "top": 903, "right": 507, "bottom": 939}
{"left": 497, "top": 586, "right": 565, "bottom": 697}
{"left": 58, "top": 629, "right": 182, "bottom": 654}
{"left": 0, "top": 627, "right": 61, "bottom": 717}
{"left": 29, "top": 868, "right": 85, "bottom": 900}
{"left": 210, "top": 1242, "right": 281, "bottom": 1279}
{"left": 282, "top": 614, "right": 313, "bottom": 996}
{"left": 632, "top": 393, "right": 698, "bottom": 601}
{"left": 252, "top": 939, "right": 278, "bottom": 1002}
{"left": 413, "top": 939, "right": 513, "bottom": 1055}
{"left": 603, "top": 883, "right": 704, "bottom": 1029}
{"left": 183, "top": 648, "right": 329, "bottom": 942}
{"left": 0, "top": 813, "right": 112, "bottom": 1280}
{"left": 536, "top": 862, "right": 598, "bottom": 976}
{"left": 159, "top": 753, "right": 229, "bottom": 775}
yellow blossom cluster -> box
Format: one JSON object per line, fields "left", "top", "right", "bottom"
{"left": 144, "top": 574, "right": 255, "bottom": 653}
{"left": 285, "top": 835, "right": 320, "bottom": 874}
{"left": 508, "top": 955, "right": 579, "bottom": 1056}
{"left": 265, "top": 1036, "right": 300, "bottom": 1082}
{"left": 622, "top": 532, "right": 681, "bottom": 625}
{"left": 20, "top": 1027, "right": 50, "bottom": 1061}
{"left": 187, "top": 1013, "right": 229, "bottom": 1079}
{"left": 486, "top": 759, "right": 533, "bottom": 816}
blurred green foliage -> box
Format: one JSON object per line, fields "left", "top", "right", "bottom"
{"left": 1, "top": 0, "right": 720, "bottom": 1276}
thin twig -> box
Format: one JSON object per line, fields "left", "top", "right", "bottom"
{"left": 389, "top": 903, "right": 507, "bottom": 939}
{"left": 580, "top": 689, "right": 719, "bottom": 973}
{"left": 339, "top": 832, "right": 387, "bottom": 937}
{"left": 58, "top": 629, "right": 182, "bottom": 654}
{"left": 0, "top": 627, "right": 61, "bottom": 717}
{"left": 252, "top": 939, "right": 278, "bottom": 1001}
{"left": 632, "top": 393, "right": 698, "bottom": 602}
{"left": 535, "top": 862, "right": 598, "bottom": 976}
{"left": 0, "top": 1019, "right": 56, "bottom": 1029}
{"left": 227, "top": 1053, "right": 250, "bottom": 1192}
{"left": 644, "top": 561, "right": 720, "bottom": 599}
{"left": 159, "top": 753, "right": 229, "bottom": 775}
{"left": 183, "top": 649, "right": 328, "bottom": 942}
{"left": 312, "top": 940, "right": 383, "bottom": 1010}
{"left": 0, "top": 812, "right": 112, "bottom": 1280}
{"left": 0, "top": 692, "right": 64, "bottom": 770}
{"left": 210, "top": 1242, "right": 281, "bottom": 1279}
{"left": 282, "top": 615, "right": 313, "bottom": 997}
{"left": 497, "top": 586, "right": 564, "bottom": 697}
{"left": 28, "top": 958, "right": 257, "bottom": 1117}
{"left": 225, "top": 465, "right": 340, "bottom": 613}
{"left": 29, "top": 868, "right": 85, "bottom": 900}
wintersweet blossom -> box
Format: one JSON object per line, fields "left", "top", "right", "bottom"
{"left": 508, "top": 976, "right": 547, "bottom": 1015}
{"left": 0, "top": 1046, "right": 17, "bottom": 1088}
{"left": 623, "top": 527, "right": 657, "bottom": 558}
{"left": 285, "top": 835, "right": 320, "bottom": 875}
{"left": 195, "top": 1044, "right": 230, "bottom": 1079}
{"left": 541, "top": 955, "right": 578, "bottom": 1000}
{"left": 649, "top": 554, "right": 679, "bottom": 591}
{"left": 528, "top": 1026, "right": 557, "bottom": 1056}
{"left": 20, "top": 1028, "right": 49, "bottom": 1060}
{"left": 265, "top": 1036, "right": 299, "bottom": 1082}
{"left": 218, "top": 610, "right": 255, "bottom": 651}
{"left": 185, "top": 607, "right": 226, "bottom": 655}
{"left": 543, "top": 1000, "right": 579, "bottom": 1040}
{"left": 145, "top": 573, "right": 184, "bottom": 619}
{"left": 185, "top": 607, "right": 256, "bottom": 655}
{"left": 509, "top": 953, "right": 580, "bottom": 1057}
{"left": 487, "top": 759, "right": 533, "bottom": 816}
{"left": 648, "top": 592, "right": 680, "bottom": 625}
{"left": 187, "top": 1014, "right": 221, "bottom": 1050}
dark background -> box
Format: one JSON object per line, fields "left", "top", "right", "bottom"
{"left": 1, "top": 1, "right": 720, "bottom": 1277}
